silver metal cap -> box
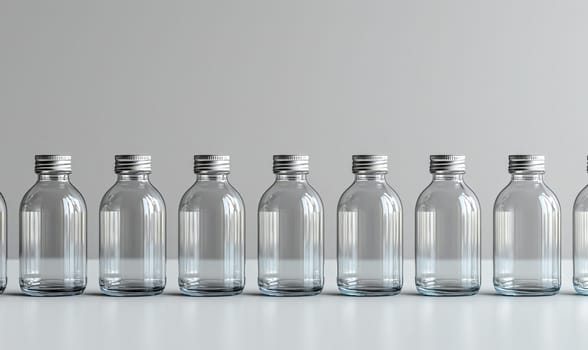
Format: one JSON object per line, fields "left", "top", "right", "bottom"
{"left": 352, "top": 155, "right": 388, "bottom": 173}
{"left": 508, "top": 155, "right": 545, "bottom": 173}
{"left": 429, "top": 155, "right": 466, "bottom": 174}
{"left": 115, "top": 155, "right": 151, "bottom": 174}
{"left": 273, "top": 155, "right": 309, "bottom": 173}
{"left": 35, "top": 155, "right": 72, "bottom": 173}
{"left": 194, "top": 155, "right": 230, "bottom": 174}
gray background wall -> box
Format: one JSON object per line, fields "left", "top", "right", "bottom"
{"left": 0, "top": 0, "right": 586, "bottom": 259}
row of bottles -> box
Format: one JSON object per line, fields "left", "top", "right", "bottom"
{"left": 0, "top": 153, "right": 585, "bottom": 296}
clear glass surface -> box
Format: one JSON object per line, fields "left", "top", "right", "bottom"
{"left": 20, "top": 174, "right": 87, "bottom": 296}
{"left": 415, "top": 174, "right": 481, "bottom": 296}
{"left": 337, "top": 173, "right": 403, "bottom": 296}
{"left": 258, "top": 173, "right": 324, "bottom": 296}
{"left": 178, "top": 174, "right": 245, "bottom": 296}
{"left": 99, "top": 173, "right": 166, "bottom": 296}
{"left": 573, "top": 183, "right": 588, "bottom": 294}
{"left": 494, "top": 173, "right": 561, "bottom": 296}
{"left": 0, "top": 193, "right": 6, "bottom": 293}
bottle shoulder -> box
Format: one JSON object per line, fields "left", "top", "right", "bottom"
{"left": 100, "top": 180, "right": 165, "bottom": 210}
{"left": 495, "top": 180, "right": 560, "bottom": 210}
{"left": 338, "top": 181, "right": 402, "bottom": 210}
{"left": 416, "top": 180, "right": 479, "bottom": 209}
{"left": 179, "top": 181, "right": 244, "bottom": 212}
{"left": 21, "top": 180, "right": 86, "bottom": 210}
{"left": 259, "top": 181, "right": 323, "bottom": 211}
{"left": 0, "top": 192, "right": 6, "bottom": 213}
{"left": 574, "top": 184, "right": 588, "bottom": 211}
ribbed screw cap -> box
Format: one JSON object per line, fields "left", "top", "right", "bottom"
{"left": 508, "top": 155, "right": 545, "bottom": 173}
{"left": 352, "top": 155, "right": 388, "bottom": 173}
{"left": 35, "top": 155, "right": 72, "bottom": 173}
{"left": 115, "top": 155, "right": 151, "bottom": 173}
{"left": 272, "top": 155, "right": 309, "bottom": 173}
{"left": 194, "top": 155, "right": 230, "bottom": 174}
{"left": 429, "top": 155, "right": 466, "bottom": 174}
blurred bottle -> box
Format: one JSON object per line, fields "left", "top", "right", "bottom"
{"left": 574, "top": 156, "right": 588, "bottom": 295}
{"left": 0, "top": 192, "right": 6, "bottom": 294}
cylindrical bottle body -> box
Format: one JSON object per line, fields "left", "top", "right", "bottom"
{"left": 178, "top": 175, "right": 245, "bottom": 296}
{"left": 494, "top": 174, "right": 561, "bottom": 296}
{"left": 415, "top": 175, "right": 481, "bottom": 296}
{"left": 20, "top": 175, "right": 87, "bottom": 296}
{"left": 99, "top": 174, "right": 166, "bottom": 296}
{"left": 0, "top": 193, "right": 6, "bottom": 293}
{"left": 573, "top": 185, "right": 588, "bottom": 294}
{"left": 337, "top": 176, "right": 403, "bottom": 296}
{"left": 258, "top": 175, "right": 324, "bottom": 296}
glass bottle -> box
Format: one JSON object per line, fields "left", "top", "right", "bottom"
{"left": 0, "top": 192, "right": 6, "bottom": 294}
{"left": 494, "top": 155, "right": 560, "bottom": 296}
{"left": 178, "top": 155, "right": 245, "bottom": 296}
{"left": 20, "top": 155, "right": 87, "bottom": 296}
{"left": 573, "top": 156, "right": 588, "bottom": 295}
{"left": 337, "top": 155, "right": 403, "bottom": 296}
{"left": 415, "top": 155, "right": 481, "bottom": 296}
{"left": 99, "top": 155, "right": 166, "bottom": 296}
{"left": 258, "top": 155, "right": 324, "bottom": 296}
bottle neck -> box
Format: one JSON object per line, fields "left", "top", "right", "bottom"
{"left": 432, "top": 173, "right": 464, "bottom": 181}
{"left": 196, "top": 173, "right": 228, "bottom": 182}
{"left": 354, "top": 173, "right": 386, "bottom": 182}
{"left": 275, "top": 173, "right": 308, "bottom": 182}
{"left": 511, "top": 173, "right": 544, "bottom": 182}
{"left": 117, "top": 173, "right": 150, "bottom": 182}
{"left": 38, "top": 173, "right": 70, "bottom": 182}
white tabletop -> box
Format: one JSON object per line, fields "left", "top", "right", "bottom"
{"left": 0, "top": 260, "right": 584, "bottom": 350}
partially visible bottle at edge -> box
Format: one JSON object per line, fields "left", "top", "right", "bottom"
{"left": 179, "top": 155, "right": 245, "bottom": 296}
{"left": 574, "top": 156, "right": 588, "bottom": 295}
{"left": 258, "top": 155, "right": 324, "bottom": 296}
{"left": 20, "top": 155, "right": 87, "bottom": 296}
{"left": 0, "top": 192, "right": 6, "bottom": 294}
{"left": 99, "top": 155, "right": 166, "bottom": 296}
{"left": 337, "top": 155, "right": 403, "bottom": 296}
{"left": 494, "top": 155, "right": 561, "bottom": 296}
{"left": 415, "top": 155, "right": 481, "bottom": 296}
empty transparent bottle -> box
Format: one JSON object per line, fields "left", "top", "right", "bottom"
{"left": 0, "top": 192, "right": 6, "bottom": 294}
{"left": 337, "top": 155, "right": 403, "bottom": 296}
{"left": 99, "top": 155, "right": 166, "bottom": 296}
{"left": 573, "top": 156, "right": 588, "bottom": 295}
{"left": 415, "top": 155, "right": 481, "bottom": 296}
{"left": 258, "top": 155, "right": 324, "bottom": 296}
{"left": 20, "top": 155, "right": 87, "bottom": 296}
{"left": 179, "top": 155, "right": 245, "bottom": 296}
{"left": 494, "top": 155, "right": 560, "bottom": 296}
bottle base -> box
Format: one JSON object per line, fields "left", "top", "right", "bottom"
{"left": 416, "top": 286, "right": 479, "bottom": 296}
{"left": 573, "top": 278, "right": 588, "bottom": 295}
{"left": 21, "top": 285, "right": 86, "bottom": 297}
{"left": 258, "top": 286, "right": 322, "bottom": 297}
{"left": 179, "top": 286, "right": 244, "bottom": 297}
{"left": 100, "top": 279, "right": 166, "bottom": 296}
{"left": 338, "top": 286, "right": 401, "bottom": 296}
{"left": 100, "top": 286, "right": 165, "bottom": 297}
{"left": 494, "top": 286, "right": 559, "bottom": 296}
{"left": 258, "top": 278, "right": 323, "bottom": 296}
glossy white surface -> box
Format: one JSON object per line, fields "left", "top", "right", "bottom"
{"left": 0, "top": 260, "right": 584, "bottom": 350}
